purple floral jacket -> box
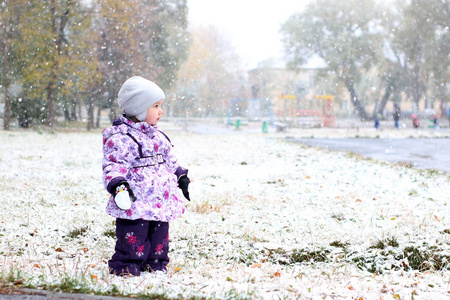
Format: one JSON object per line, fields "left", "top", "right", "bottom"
{"left": 102, "top": 116, "right": 187, "bottom": 222}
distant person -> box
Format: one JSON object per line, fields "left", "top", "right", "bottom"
{"left": 411, "top": 113, "right": 420, "bottom": 128}
{"left": 102, "top": 76, "right": 191, "bottom": 276}
{"left": 393, "top": 104, "right": 401, "bottom": 129}
{"left": 433, "top": 114, "right": 439, "bottom": 130}
{"left": 447, "top": 107, "right": 450, "bottom": 126}
{"left": 374, "top": 114, "right": 380, "bottom": 130}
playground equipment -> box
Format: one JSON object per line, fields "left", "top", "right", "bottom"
{"left": 226, "top": 98, "right": 274, "bottom": 127}
{"left": 295, "top": 109, "right": 322, "bottom": 127}
{"left": 278, "top": 94, "right": 321, "bottom": 127}
{"left": 313, "top": 94, "right": 336, "bottom": 127}
{"left": 277, "top": 94, "right": 298, "bottom": 120}
{"left": 278, "top": 93, "right": 336, "bottom": 127}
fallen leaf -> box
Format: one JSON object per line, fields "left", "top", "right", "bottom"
{"left": 348, "top": 286, "right": 355, "bottom": 290}
{"left": 55, "top": 247, "right": 63, "bottom": 252}
{"left": 355, "top": 199, "right": 362, "bottom": 202}
{"left": 91, "top": 275, "right": 98, "bottom": 281}
{"left": 175, "top": 267, "right": 182, "bottom": 272}
{"left": 13, "top": 280, "right": 23, "bottom": 286}
{"left": 33, "top": 264, "right": 40, "bottom": 268}
{"left": 273, "top": 272, "right": 281, "bottom": 277}
{"left": 82, "top": 247, "right": 89, "bottom": 253}
{"left": 251, "top": 263, "right": 261, "bottom": 268}
{"left": 305, "top": 175, "right": 310, "bottom": 179}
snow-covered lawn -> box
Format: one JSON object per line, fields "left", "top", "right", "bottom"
{"left": 1, "top": 124, "right": 449, "bottom": 299}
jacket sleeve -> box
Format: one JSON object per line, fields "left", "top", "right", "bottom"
{"left": 102, "top": 133, "right": 134, "bottom": 195}
{"left": 161, "top": 133, "right": 188, "bottom": 180}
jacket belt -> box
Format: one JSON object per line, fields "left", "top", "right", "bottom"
{"left": 130, "top": 154, "right": 165, "bottom": 168}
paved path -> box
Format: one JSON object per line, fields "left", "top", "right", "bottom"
{"left": 0, "top": 287, "right": 124, "bottom": 300}
{"left": 286, "top": 138, "right": 450, "bottom": 174}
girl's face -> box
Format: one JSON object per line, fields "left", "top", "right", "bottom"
{"left": 144, "top": 99, "right": 164, "bottom": 126}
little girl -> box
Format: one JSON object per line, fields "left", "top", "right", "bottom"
{"left": 102, "top": 76, "right": 190, "bottom": 276}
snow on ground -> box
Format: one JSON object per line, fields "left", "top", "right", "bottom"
{"left": 0, "top": 122, "right": 449, "bottom": 299}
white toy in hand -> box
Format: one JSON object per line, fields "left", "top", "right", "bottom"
{"left": 115, "top": 184, "right": 132, "bottom": 210}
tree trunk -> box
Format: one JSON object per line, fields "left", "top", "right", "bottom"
{"left": 70, "top": 100, "right": 77, "bottom": 121}
{"left": 411, "top": 68, "right": 425, "bottom": 112}
{"left": 46, "top": 1, "right": 57, "bottom": 126}
{"left": 412, "top": 82, "right": 421, "bottom": 112}
{"left": 46, "top": 0, "right": 71, "bottom": 127}
{"left": 376, "top": 84, "right": 392, "bottom": 117}
{"left": 346, "top": 80, "right": 369, "bottom": 121}
{"left": 2, "top": 31, "right": 12, "bottom": 130}
{"left": 77, "top": 98, "right": 82, "bottom": 121}
{"left": 63, "top": 103, "right": 70, "bottom": 121}
{"left": 87, "top": 97, "right": 94, "bottom": 131}
{"left": 46, "top": 75, "right": 56, "bottom": 126}
{"left": 96, "top": 97, "right": 102, "bottom": 128}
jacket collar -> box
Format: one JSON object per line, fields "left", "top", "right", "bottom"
{"left": 113, "top": 115, "right": 157, "bottom": 135}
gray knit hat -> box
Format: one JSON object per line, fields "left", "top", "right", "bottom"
{"left": 118, "top": 76, "right": 165, "bottom": 121}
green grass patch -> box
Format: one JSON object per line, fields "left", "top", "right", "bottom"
{"left": 263, "top": 239, "right": 449, "bottom": 275}
{"left": 266, "top": 248, "right": 331, "bottom": 265}
{"left": 331, "top": 213, "right": 345, "bottom": 221}
{"left": 369, "top": 236, "right": 399, "bottom": 249}
{"left": 403, "top": 246, "right": 450, "bottom": 272}
{"left": 67, "top": 227, "right": 88, "bottom": 239}
{"left": 103, "top": 228, "right": 116, "bottom": 238}
{"left": 330, "top": 240, "right": 349, "bottom": 248}
{"left": 351, "top": 245, "right": 450, "bottom": 274}
{"left": 0, "top": 267, "right": 181, "bottom": 300}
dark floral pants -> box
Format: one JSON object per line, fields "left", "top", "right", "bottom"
{"left": 108, "top": 218, "right": 169, "bottom": 276}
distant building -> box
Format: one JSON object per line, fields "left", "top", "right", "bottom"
{"left": 247, "top": 54, "right": 327, "bottom": 122}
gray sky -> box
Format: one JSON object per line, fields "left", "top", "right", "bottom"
{"left": 187, "top": 0, "right": 311, "bottom": 68}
